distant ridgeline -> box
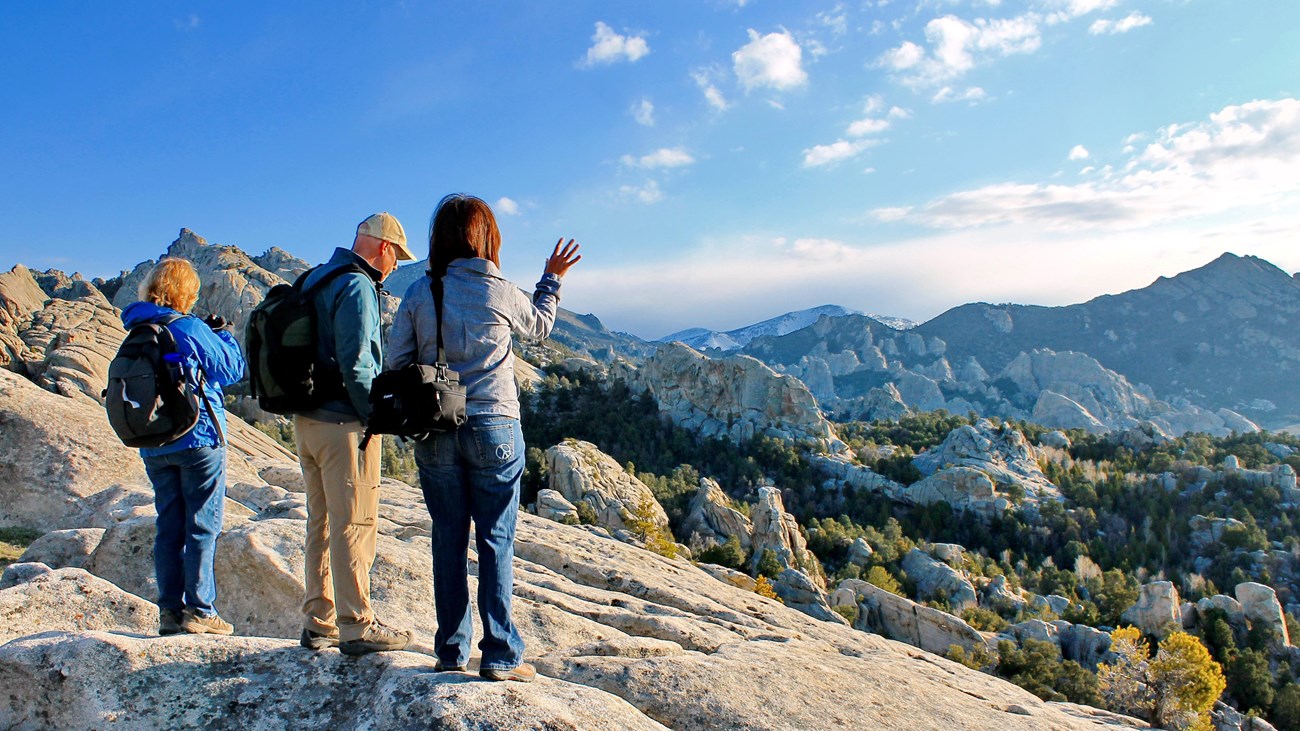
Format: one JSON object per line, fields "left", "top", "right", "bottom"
{"left": 3, "top": 229, "right": 1297, "bottom": 434}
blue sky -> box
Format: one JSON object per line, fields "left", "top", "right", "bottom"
{"left": 2, "top": 1, "right": 1297, "bottom": 338}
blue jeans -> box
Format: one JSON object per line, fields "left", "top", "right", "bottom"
{"left": 143, "top": 445, "right": 227, "bottom": 618}
{"left": 415, "top": 415, "right": 526, "bottom": 670}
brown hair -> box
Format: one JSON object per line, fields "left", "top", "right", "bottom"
{"left": 428, "top": 194, "right": 501, "bottom": 284}
{"left": 138, "top": 257, "right": 201, "bottom": 314}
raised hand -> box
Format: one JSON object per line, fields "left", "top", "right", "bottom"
{"left": 544, "top": 238, "right": 582, "bottom": 278}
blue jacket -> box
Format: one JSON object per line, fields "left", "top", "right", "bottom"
{"left": 387, "top": 259, "right": 560, "bottom": 419}
{"left": 298, "top": 247, "right": 384, "bottom": 424}
{"left": 120, "top": 302, "right": 246, "bottom": 456}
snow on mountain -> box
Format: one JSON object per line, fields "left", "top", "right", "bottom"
{"left": 658, "top": 305, "right": 914, "bottom": 351}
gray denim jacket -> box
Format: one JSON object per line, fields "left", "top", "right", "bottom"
{"left": 387, "top": 258, "right": 561, "bottom": 418}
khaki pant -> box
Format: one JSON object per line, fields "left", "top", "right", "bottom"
{"left": 295, "top": 416, "right": 382, "bottom": 642}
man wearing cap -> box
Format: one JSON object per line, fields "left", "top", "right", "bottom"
{"left": 296, "top": 212, "right": 416, "bottom": 655}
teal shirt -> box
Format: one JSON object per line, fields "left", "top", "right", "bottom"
{"left": 299, "top": 247, "right": 384, "bottom": 424}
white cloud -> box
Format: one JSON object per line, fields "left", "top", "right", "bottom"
{"left": 844, "top": 98, "right": 908, "bottom": 136}
{"left": 803, "top": 139, "right": 880, "bottom": 167}
{"left": 693, "top": 69, "right": 729, "bottom": 111}
{"left": 632, "top": 98, "right": 655, "bottom": 126}
{"left": 878, "top": 13, "right": 1040, "bottom": 86}
{"left": 817, "top": 6, "right": 849, "bottom": 36}
{"left": 931, "top": 86, "right": 987, "bottom": 103}
{"left": 174, "top": 14, "right": 200, "bottom": 31}
{"left": 619, "top": 180, "right": 663, "bottom": 204}
{"left": 1068, "top": 145, "right": 1090, "bottom": 160}
{"left": 495, "top": 197, "right": 520, "bottom": 215}
{"left": 583, "top": 22, "right": 649, "bottom": 67}
{"left": 621, "top": 147, "right": 696, "bottom": 169}
{"left": 733, "top": 29, "right": 808, "bottom": 91}
{"left": 1089, "top": 12, "right": 1153, "bottom": 35}
{"left": 848, "top": 118, "right": 891, "bottom": 136}
{"left": 871, "top": 98, "right": 1300, "bottom": 232}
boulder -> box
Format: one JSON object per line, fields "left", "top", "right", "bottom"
{"left": 912, "top": 420, "right": 1059, "bottom": 501}
{"left": 930, "top": 543, "right": 965, "bottom": 565}
{"left": 750, "top": 486, "right": 826, "bottom": 590}
{"left": 832, "top": 578, "right": 986, "bottom": 657}
{"left": 846, "top": 537, "right": 874, "bottom": 566}
{"left": 905, "top": 467, "right": 1005, "bottom": 514}
{"left": 1057, "top": 622, "right": 1114, "bottom": 670}
{"left": 612, "top": 342, "right": 837, "bottom": 445}
{"left": 20, "top": 295, "right": 126, "bottom": 403}
{"left": 1040, "top": 430, "right": 1072, "bottom": 449}
{"left": 902, "top": 548, "right": 978, "bottom": 612}
{"left": 1032, "top": 391, "right": 1108, "bottom": 434}
{"left": 1120, "top": 581, "right": 1182, "bottom": 639}
{"left": 16, "top": 528, "right": 105, "bottom": 569}
{"left": 982, "top": 575, "right": 1027, "bottom": 612}
{"left": 681, "top": 477, "right": 752, "bottom": 552}
{"left": 0, "top": 562, "right": 53, "bottom": 590}
{"left": 1002, "top": 619, "right": 1061, "bottom": 649}
{"left": 1236, "top": 582, "right": 1291, "bottom": 647}
{"left": 0, "top": 264, "right": 48, "bottom": 372}
{"left": 0, "top": 568, "right": 157, "bottom": 644}
{"left": 545, "top": 440, "right": 669, "bottom": 535}
{"left": 536, "top": 488, "right": 580, "bottom": 523}
{"left": 1189, "top": 515, "right": 1248, "bottom": 550}
{"left": 861, "top": 383, "right": 911, "bottom": 422}
{"left": 772, "top": 569, "right": 845, "bottom": 624}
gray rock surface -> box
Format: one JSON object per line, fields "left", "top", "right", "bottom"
{"left": 903, "top": 548, "right": 978, "bottom": 611}
{"left": 0, "top": 568, "right": 157, "bottom": 644}
{"left": 0, "top": 631, "right": 669, "bottom": 731}
{"left": 535, "top": 488, "right": 580, "bottom": 523}
{"left": 1121, "top": 581, "right": 1182, "bottom": 639}
{"left": 832, "top": 578, "right": 987, "bottom": 657}
{"left": 912, "top": 419, "right": 1059, "bottom": 500}
{"left": 750, "top": 486, "right": 826, "bottom": 590}
{"left": 1236, "top": 582, "right": 1291, "bottom": 647}
{"left": 545, "top": 440, "right": 669, "bottom": 535}
{"left": 16, "top": 528, "right": 105, "bottom": 569}
{"left": 680, "top": 477, "right": 752, "bottom": 552}
{"left": 613, "top": 342, "right": 837, "bottom": 446}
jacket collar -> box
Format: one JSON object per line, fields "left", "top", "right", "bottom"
{"left": 447, "top": 258, "right": 504, "bottom": 279}
{"left": 329, "top": 247, "right": 383, "bottom": 283}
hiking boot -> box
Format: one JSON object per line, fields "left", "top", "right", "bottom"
{"left": 480, "top": 663, "right": 536, "bottom": 682}
{"left": 300, "top": 627, "right": 340, "bottom": 650}
{"left": 180, "top": 609, "right": 234, "bottom": 635}
{"left": 434, "top": 660, "right": 468, "bottom": 672}
{"left": 339, "top": 622, "right": 411, "bottom": 656}
{"left": 159, "top": 608, "right": 183, "bottom": 636}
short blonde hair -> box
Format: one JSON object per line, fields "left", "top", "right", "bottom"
{"left": 138, "top": 258, "right": 201, "bottom": 314}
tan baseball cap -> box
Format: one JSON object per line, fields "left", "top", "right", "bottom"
{"left": 357, "top": 212, "right": 415, "bottom": 261}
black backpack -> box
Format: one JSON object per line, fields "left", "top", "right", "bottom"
{"left": 104, "top": 315, "right": 221, "bottom": 448}
{"left": 245, "top": 264, "right": 363, "bottom": 415}
{"left": 361, "top": 276, "right": 467, "bottom": 448}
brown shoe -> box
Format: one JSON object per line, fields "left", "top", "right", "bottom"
{"left": 180, "top": 609, "right": 234, "bottom": 635}
{"left": 480, "top": 663, "right": 536, "bottom": 682}
{"left": 339, "top": 622, "right": 411, "bottom": 656}
{"left": 159, "top": 608, "right": 183, "bottom": 636}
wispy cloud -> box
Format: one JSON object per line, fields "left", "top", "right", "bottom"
{"left": 733, "top": 29, "right": 808, "bottom": 92}
{"left": 931, "top": 86, "right": 987, "bottom": 104}
{"left": 872, "top": 98, "right": 1300, "bottom": 231}
{"left": 632, "top": 98, "right": 655, "bottom": 127}
{"left": 803, "top": 138, "right": 882, "bottom": 168}
{"left": 693, "top": 68, "right": 730, "bottom": 111}
{"left": 1089, "top": 12, "right": 1153, "bottom": 35}
{"left": 174, "top": 14, "right": 200, "bottom": 32}
{"left": 619, "top": 180, "right": 663, "bottom": 204}
{"left": 582, "top": 22, "right": 649, "bottom": 67}
{"left": 621, "top": 147, "right": 696, "bottom": 169}
{"left": 495, "top": 197, "right": 520, "bottom": 215}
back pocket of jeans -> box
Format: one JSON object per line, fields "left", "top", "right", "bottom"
{"left": 473, "top": 423, "right": 517, "bottom": 467}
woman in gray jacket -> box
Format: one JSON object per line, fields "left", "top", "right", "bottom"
{"left": 387, "top": 194, "right": 580, "bottom": 681}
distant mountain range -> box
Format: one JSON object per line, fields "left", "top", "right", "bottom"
{"left": 658, "top": 305, "right": 916, "bottom": 351}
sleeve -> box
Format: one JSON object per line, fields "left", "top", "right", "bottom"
{"left": 508, "top": 273, "right": 562, "bottom": 342}
{"left": 174, "top": 318, "right": 246, "bottom": 387}
{"left": 330, "top": 277, "right": 383, "bottom": 422}
{"left": 387, "top": 290, "right": 418, "bottom": 371}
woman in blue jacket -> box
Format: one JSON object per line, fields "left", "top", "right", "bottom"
{"left": 120, "top": 257, "right": 246, "bottom": 636}
{"left": 387, "top": 194, "right": 580, "bottom": 681}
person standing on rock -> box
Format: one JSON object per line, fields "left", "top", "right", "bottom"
{"left": 296, "top": 212, "right": 417, "bottom": 656}
{"left": 387, "top": 194, "right": 580, "bottom": 681}
{"left": 121, "top": 257, "right": 246, "bottom": 636}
